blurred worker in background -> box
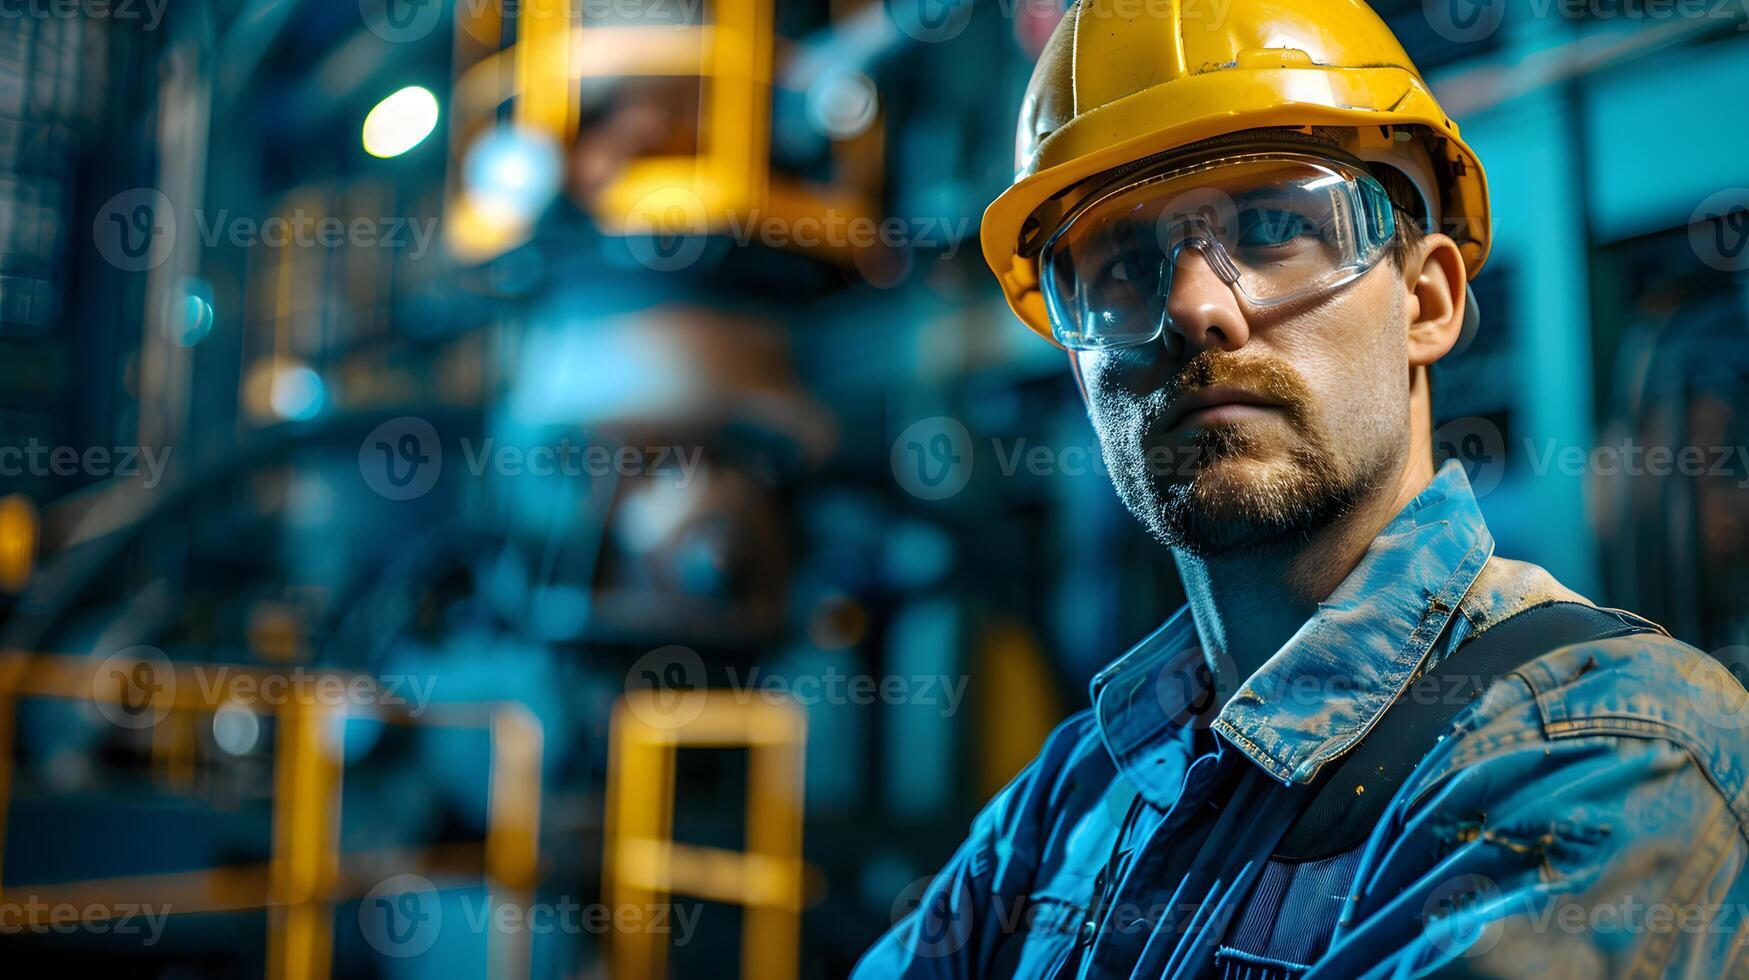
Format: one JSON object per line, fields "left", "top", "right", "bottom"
{"left": 858, "top": 0, "right": 1749, "bottom": 976}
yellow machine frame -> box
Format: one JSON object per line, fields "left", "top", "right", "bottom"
{"left": 604, "top": 690, "right": 806, "bottom": 980}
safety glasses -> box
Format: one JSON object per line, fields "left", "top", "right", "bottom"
{"left": 1040, "top": 152, "right": 1398, "bottom": 351}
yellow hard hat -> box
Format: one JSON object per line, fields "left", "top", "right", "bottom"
{"left": 982, "top": 0, "right": 1491, "bottom": 344}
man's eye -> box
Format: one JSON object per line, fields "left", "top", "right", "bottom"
{"left": 1097, "top": 251, "right": 1158, "bottom": 287}
{"left": 1237, "top": 209, "right": 1319, "bottom": 247}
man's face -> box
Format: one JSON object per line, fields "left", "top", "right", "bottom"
{"left": 1072, "top": 247, "right": 1414, "bottom": 555}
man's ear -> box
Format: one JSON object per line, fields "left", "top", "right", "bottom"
{"left": 1403, "top": 233, "right": 1468, "bottom": 368}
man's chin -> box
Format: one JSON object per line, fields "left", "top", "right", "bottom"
{"left": 1132, "top": 446, "right": 1352, "bottom": 556}
{"left": 1174, "top": 453, "right": 1294, "bottom": 500}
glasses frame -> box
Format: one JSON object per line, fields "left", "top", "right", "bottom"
{"left": 1039, "top": 150, "right": 1399, "bottom": 351}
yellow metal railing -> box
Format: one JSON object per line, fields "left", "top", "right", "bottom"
{"left": 0, "top": 651, "right": 544, "bottom": 980}
{"left": 604, "top": 689, "right": 806, "bottom": 980}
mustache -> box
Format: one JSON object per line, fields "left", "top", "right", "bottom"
{"left": 1161, "top": 351, "right": 1314, "bottom": 428}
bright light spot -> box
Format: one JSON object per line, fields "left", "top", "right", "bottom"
{"left": 212, "top": 704, "right": 261, "bottom": 755}
{"left": 363, "top": 86, "right": 439, "bottom": 158}
{"left": 271, "top": 364, "right": 326, "bottom": 421}
{"left": 167, "top": 276, "right": 214, "bottom": 347}
{"left": 807, "top": 70, "right": 878, "bottom": 139}
{"left": 463, "top": 126, "right": 562, "bottom": 225}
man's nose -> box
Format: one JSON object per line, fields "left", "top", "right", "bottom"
{"left": 1164, "top": 246, "right": 1250, "bottom": 354}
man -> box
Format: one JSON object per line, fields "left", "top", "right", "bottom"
{"left": 857, "top": 0, "right": 1749, "bottom": 977}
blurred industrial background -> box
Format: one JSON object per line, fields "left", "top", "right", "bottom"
{"left": 0, "top": 0, "right": 1744, "bottom": 976}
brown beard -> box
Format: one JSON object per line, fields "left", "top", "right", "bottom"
{"left": 1107, "top": 350, "right": 1378, "bottom": 555}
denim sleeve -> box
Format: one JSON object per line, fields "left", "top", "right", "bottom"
{"left": 851, "top": 712, "right": 1099, "bottom": 978}
{"left": 1310, "top": 635, "right": 1749, "bottom": 979}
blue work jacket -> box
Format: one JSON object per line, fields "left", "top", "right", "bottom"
{"left": 856, "top": 463, "right": 1749, "bottom": 978}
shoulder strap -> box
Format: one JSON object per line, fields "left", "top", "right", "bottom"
{"left": 1275, "top": 601, "right": 1654, "bottom": 860}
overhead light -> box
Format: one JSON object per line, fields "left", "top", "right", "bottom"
{"left": 363, "top": 85, "right": 440, "bottom": 158}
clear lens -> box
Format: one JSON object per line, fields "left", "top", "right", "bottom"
{"left": 1041, "top": 154, "right": 1396, "bottom": 350}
